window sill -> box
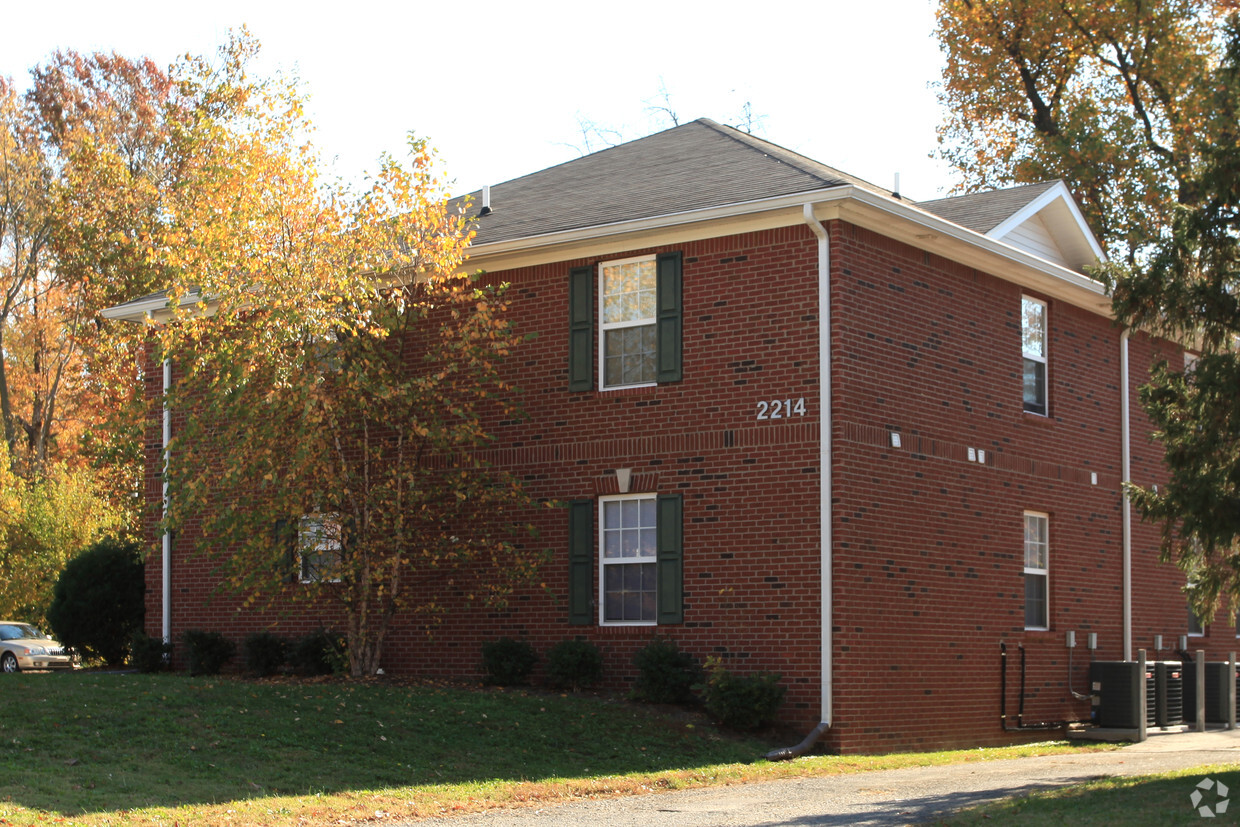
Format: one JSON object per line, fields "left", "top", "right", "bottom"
{"left": 1021, "top": 411, "right": 1055, "bottom": 426}
{"left": 600, "top": 382, "right": 657, "bottom": 395}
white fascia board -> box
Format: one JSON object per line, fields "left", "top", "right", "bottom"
{"left": 100, "top": 291, "right": 210, "bottom": 324}
{"left": 830, "top": 189, "right": 1112, "bottom": 316}
{"left": 467, "top": 184, "right": 1113, "bottom": 318}
{"left": 464, "top": 188, "right": 850, "bottom": 271}
{"left": 986, "top": 182, "right": 1107, "bottom": 265}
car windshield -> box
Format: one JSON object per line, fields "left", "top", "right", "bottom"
{"left": 0, "top": 624, "right": 45, "bottom": 641}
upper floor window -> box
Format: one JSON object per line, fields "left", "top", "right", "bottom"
{"left": 568, "top": 252, "right": 682, "bottom": 392}
{"left": 600, "top": 257, "right": 658, "bottom": 388}
{"left": 1024, "top": 511, "right": 1049, "bottom": 630}
{"left": 1022, "top": 296, "right": 1048, "bottom": 416}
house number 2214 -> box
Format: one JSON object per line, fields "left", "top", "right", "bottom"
{"left": 756, "top": 397, "right": 807, "bottom": 420}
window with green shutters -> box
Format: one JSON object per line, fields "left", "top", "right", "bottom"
{"left": 568, "top": 252, "right": 681, "bottom": 391}
{"left": 567, "top": 494, "right": 683, "bottom": 626}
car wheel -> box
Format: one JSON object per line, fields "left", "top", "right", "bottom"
{"left": 1, "top": 652, "right": 17, "bottom": 673}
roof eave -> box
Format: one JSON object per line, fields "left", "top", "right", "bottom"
{"left": 466, "top": 186, "right": 1111, "bottom": 317}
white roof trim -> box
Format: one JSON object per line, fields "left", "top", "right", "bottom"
{"left": 105, "top": 184, "right": 1112, "bottom": 325}
{"left": 986, "top": 181, "right": 1106, "bottom": 265}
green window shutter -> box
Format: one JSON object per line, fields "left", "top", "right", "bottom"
{"left": 568, "top": 266, "right": 594, "bottom": 391}
{"left": 274, "top": 519, "right": 297, "bottom": 584}
{"left": 568, "top": 500, "right": 594, "bottom": 625}
{"left": 656, "top": 494, "right": 683, "bottom": 624}
{"left": 656, "top": 251, "right": 683, "bottom": 383}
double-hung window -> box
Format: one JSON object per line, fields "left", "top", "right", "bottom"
{"left": 1023, "top": 511, "right": 1049, "bottom": 630}
{"left": 568, "top": 252, "right": 682, "bottom": 391}
{"left": 1022, "top": 296, "right": 1048, "bottom": 415}
{"left": 298, "top": 514, "right": 342, "bottom": 583}
{"left": 601, "top": 257, "right": 658, "bottom": 388}
{"left": 566, "top": 495, "right": 683, "bottom": 626}
{"left": 600, "top": 494, "right": 658, "bottom": 623}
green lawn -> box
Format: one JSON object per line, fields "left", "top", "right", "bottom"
{"left": 940, "top": 765, "right": 1240, "bottom": 825}
{"left": 0, "top": 671, "right": 1109, "bottom": 826}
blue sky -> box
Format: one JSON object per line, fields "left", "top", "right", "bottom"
{"left": 2, "top": 1, "right": 953, "bottom": 200}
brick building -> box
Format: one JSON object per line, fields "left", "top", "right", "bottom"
{"left": 105, "top": 119, "right": 1229, "bottom": 754}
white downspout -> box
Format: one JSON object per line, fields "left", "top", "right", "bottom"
{"left": 162, "top": 356, "right": 172, "bottom": 644}
{"left": 1121, "top": 330, "right": 1132, "bottom": 661}
{"left": 767, "top": 203, "right": 832, "bottom": 759}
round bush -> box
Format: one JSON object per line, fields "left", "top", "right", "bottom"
{"left": 633, "top": 637, "right": 702, "bottom": 705}
{"left": 700, "top": 658, "right": 786, "bottom": 730}
{"left": 182, "top": 629, "right": 236, "bottom": 676}
{"left": 481, "top": 637, "right": 538, "bottom": 686}
{"left": 544, "top": 638, "right": 603, "bottom": 692}
{"left": 46, "top": 537, "right": 145, "bottom": 666}
{"left": 289, "top": 629, "right": 347, "bottom": 676}
{"left": 243, "top": 631, "right": 288, "bottom": 676}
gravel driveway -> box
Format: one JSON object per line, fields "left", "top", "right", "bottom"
{"left": 403, "top": 729, "right": 1240, "bottom": 826}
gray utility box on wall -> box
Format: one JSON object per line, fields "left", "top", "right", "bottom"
{"left": 1182, "top": 661, "right": 1236, "bottom": 724}
{"left": 1090, "top": 661, "right": 1152, "bottom": 728}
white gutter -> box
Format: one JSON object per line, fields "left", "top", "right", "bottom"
{"left": 1121, "top": 330, "right": 1132, "bottom": 661}
{"left": 161, "top": 356, "right": 172, "bottom": 645}
{"left": 767, "top": 203, "right": 832, "bottom": 759}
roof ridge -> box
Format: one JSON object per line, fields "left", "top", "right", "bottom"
{"left": 697, "top": 118, "right": 883, "bottom": 193}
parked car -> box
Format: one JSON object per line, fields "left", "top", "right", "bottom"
{"left": 0, "top": 622, "right": 76, "bottom": 672}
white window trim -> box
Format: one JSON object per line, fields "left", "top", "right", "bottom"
{"left": 1023, "top": 511, "right": 1049, "bottom": 631}
{"left": 299, "top": 513, "right": 342, "bottom": 584}
{"left": 598, "top": 492, "right": 657, "bottom": 627}
{"left": 1022, "top": 295, "right": 1048, "bottom": 416}
{"left": 1188, "top": 599, "right": 1205, "bottom": 637}
{"left": 598, "top": 254, "right": 657, "bottom": 391}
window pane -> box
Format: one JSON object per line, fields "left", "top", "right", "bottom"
{"left": 1022, "top": 297, "right": 1045, "bottom": 358}
{"left": 1024, "top": 514, "right": 1047, "bottom": 569}
{"left": 1023, "top": 358, "right": 1046, "bottom": 415}
{"left": 603, "top": 500, "right": 620, "bottom": 529}
{"left": 602, "top": 560, "right": 657, "bottom": 623}
{"left": 1025, "top": 573, "right": 1047, "bottom": 628}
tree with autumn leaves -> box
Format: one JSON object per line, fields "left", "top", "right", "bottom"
{"left": 936, "top": 0, "right": 1232, "bottom": 264}
{"left": 937, "top": 3, "right": 1240, "bottom": 622}
{"left": 0, "top": 46, "right": 185, "bottom": 622}
{"left": 144, "top": 46, "right": 544, "bottom": 675}
{"left": 2, "top": 32, "right": 545, "bottom": 666}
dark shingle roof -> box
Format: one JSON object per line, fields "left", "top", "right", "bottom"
{"left": 917, "top": 181, "right": 1061, "bottom": 234}
{"left": 457, "top": 119, "right": 894, "bottom": 246}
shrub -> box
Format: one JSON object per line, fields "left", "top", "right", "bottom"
{"left": 632, "top": 637, "right": 702, "bottom": 705}
{"left": 480, "top": 637, "right": 538, "bottom": 686}
{"left": 46, "top": 536, "right": 145, "bottom": 666}
{"left": 544, "top": 638, "right": 603, "bottom": 692}
{"left": 289, "top": 629, "right": 346, "bottom": 676}
{"left": 131, "top": 633, "right": 172, "bottom": 673}
{"left": 243, "top": 631, "right": 288, "bottom": 677}
{"left": 699, "top": 657, "right": 786, "bottom": 730}
{"left": 181, "top": 630, "right": 236, "bottom": 676}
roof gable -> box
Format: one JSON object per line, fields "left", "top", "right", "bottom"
{"left": 918, "top": 181, "right": 1104, "bottom": 271}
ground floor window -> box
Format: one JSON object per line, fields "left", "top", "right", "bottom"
{"left": 299, "top": 514, "right": 342, "bottom": 583}
{"left": 1024, "top": 511, "right": 1049, "bottom": 630}
{"left": 600, "top": 494, "right": 657, "bottom": 624}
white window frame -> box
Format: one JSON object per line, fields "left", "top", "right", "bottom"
{"left": 1022, "top": 295, "right": 1048, "bottom": 416}
{"left": 1187, "top": 596, "right": 1205, "bottom": 637}
{"left": 598, "top": 254, "right": 658, "bottom": 391}
{"left": 1023, "top": 511, "right": 1049, "bottom": 631}
{"left": 598, "top": 493, "right": 658, "bottom": 626}
{"left": 299, "top": 514, "right": 342, "bottom": 584}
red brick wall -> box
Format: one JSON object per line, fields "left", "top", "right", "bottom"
{"left": 140, "top": 217, "right": 1227, "bottom": 753}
